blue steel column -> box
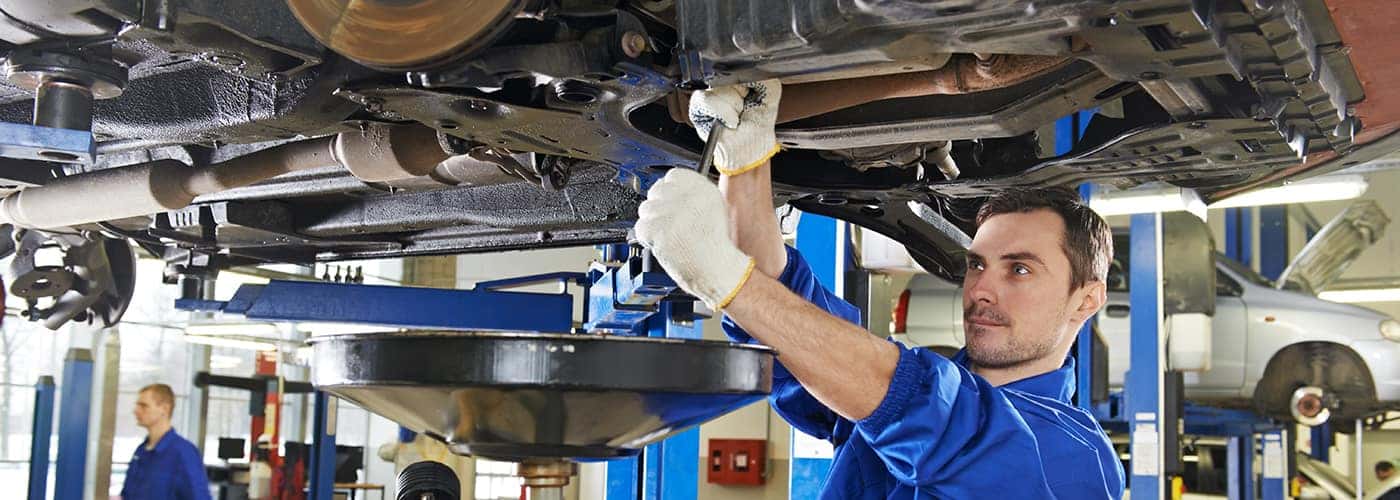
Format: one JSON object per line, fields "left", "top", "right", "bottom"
{"left": 309, "top": 392, "right": 337, "bottom": 500}
{"left": 54, "top": 349, "right": 93, "bottom": 500}
{"left": 1076, "top": 182, "right": 1094, "bottom": 411}
{"left": 1127, "top": 213, "right": 1165, "bottom": 499}
{"left": 643, "top": 301, "right": 701, "bottom": 500}
{"left": 1064, "top": 111, "right": 1095, "bottom": 411}
{"left": 27, "top": 375, "right": 55, "bottom": 500}
{"left": 1223, "top": 208, "right": 1254, "bottom": 266}
{"left": 1260, "top": 430, "right": 1286, "bottom": 500}
{"left": 1311, "top": 423, "right": 1331, "bottom": 461}
{"left": 605, "top": 453, "right": 641, "bottom": 499}
{"left": 607, "top": 301, "right": 702, "bottom": 500}
{"left": 788, "top": 213, "right": 843, "bottom": 499}
{"left": 1257, "top": 205, "right": 1291, "bottom": 499}
{"left": 1227, "top": 434, "right": 1256, "bottom": 500}
{"left": 1258, "top": 206, "right": 1288, "bottom": 281}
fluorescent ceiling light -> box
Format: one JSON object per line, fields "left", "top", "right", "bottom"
{"left": 1318, "top": 288, "right": 1400, "bottom": 304}
{"left": 1209, "top": 175, "right": 1368, "bottom": 208}
{"left": 1089, "top": 175, "right": 1368, "bottom": 216}
{"left": 184, "top": 321, "right": 281, "bottom": 337}
{"left": 1089, "top": 185, "right": 1206, "bottom": 220}
{"left": 183, "top": 334, "right": 278, "bottom": 351}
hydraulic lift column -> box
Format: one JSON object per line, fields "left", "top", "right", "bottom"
{"left": 1126, "top": 212, "right": 1168, "bottom": 499}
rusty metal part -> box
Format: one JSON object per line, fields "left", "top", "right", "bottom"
{"left": 429, "top": 154, "right": 526, "bottom": 187}
{"left": 516, "top": 460, "right": 577, "bottom": 488}
{"left": 669, "top": 54, "right": 1071, "bottom": 126}
{"left": 333, "top": 123, "right": 450, "bottom": 183}
{"left": 285, "top": 0, "right": 524, "bottom": 70}
{"left": 621, "top": 31, "right": 649, "bottom": 59}
{"left": 774, "top": 54, "right": 1072, "bottom": 123}
{"left": 0, "top": 136, "right": 337, "bottom": 229}
{"left": 0, "top": 123, "right": 453, "bottom": 229}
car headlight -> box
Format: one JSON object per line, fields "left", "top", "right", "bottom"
{"left": 1381, "top": 319, "right": 1400, "bottom": 342}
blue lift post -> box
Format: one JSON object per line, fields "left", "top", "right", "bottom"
{"left": 27, "top": 375, "right": 55, "bottom": 500}
{"left": 1127, "top": 213, "right": 1166, "bottom": 499}
{"left": 1260, "top": 430, "right": 1288, "bottom": 500}
{"left": 605, "top": 301, "right": 703, "bottom": 500}
{"left": 787, "top": 212, "right": 844, "bottom": 499}
{"left": 1061, "top": 112, "right": 1097, "bottom": 412}
{"left": 1220, "top": 206, "right": 1258, "bottom": 500}
{"left": 642, "top": 302, "right": 701, "bottom": 500}
{"left": 581, "top": 244, "right": 700, "bottom": 500}
{"left": 54, "top": 348, "right": 93, "bottom": 500}
{"left": 308, "top": 392, "right": 336, "bottom": 500}
{"left": 1075, "top": 178, "right": 1094, "bottom": 412}
{"left": 1254, "top": 205, "right": 1290, "bottom": 500}
{"left": 177, "top": 279, "right": 575, "bottom": 333}
{"left": 1223, "top": 207, "right": 1254, "bottom": 266}
{"left": 1257, "top": 206, "right": 1288, "bottom": 281}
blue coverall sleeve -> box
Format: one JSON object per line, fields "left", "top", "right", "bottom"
{"left": 175, "top": 443, "right": 213, "bottom": 500}
{"left": 855, "top": 344, "right": 1056, "bottom": 495}
{"left": 721, "top": 246, "right": 860, "bottom": 442}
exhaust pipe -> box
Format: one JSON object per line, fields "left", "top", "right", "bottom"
{"left": 0, "top": 124, "right": 449, "bottom": 229}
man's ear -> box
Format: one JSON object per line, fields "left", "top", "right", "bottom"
{"left": 1071, "top": 281, "right": 1107, "bottom": 324}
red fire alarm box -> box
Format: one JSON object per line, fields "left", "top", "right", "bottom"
{"left": 708, "top": 439, "right": 766, "bottom": 485}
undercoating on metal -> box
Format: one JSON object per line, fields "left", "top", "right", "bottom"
{"left": 340, "top": 61, "right": 696, "bottom": 176}
{"left": 681, "top": 0, "right": 1362, "bottom": 159}
{"left": 152, "top": 166, "right": 640, "bottom": 263}
{"left": 0, "top": 0, "right": 1375, "bottom": 281}
{"left": 931, "top": 118, "right": 1301, "bottom": 197}
{"left": 310, "top": 331, "right": 773, "bottom": 461}
{"left": 776, "top": 62, "right": 1127, "bottom": 149}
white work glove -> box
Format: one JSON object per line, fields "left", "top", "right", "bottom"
{"left": 688, "top": 79, "right": 782, "bottom": 176}
{"left": 635, "top": 169, "right": 756, "bottom": 310}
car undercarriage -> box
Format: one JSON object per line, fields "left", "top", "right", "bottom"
{"left": 0, "top": 0, "right": 1395, "bottom": 331}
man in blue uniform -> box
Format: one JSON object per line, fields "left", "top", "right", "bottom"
{"left": 635, "top": 79, "right": 1125, "bottom": 498}
{"left": 121, "top": 383, "right": 211, "bottom": 500}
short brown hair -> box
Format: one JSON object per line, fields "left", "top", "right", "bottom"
{"left": 976, "top": 187, "right": 1113, "bottom": 291}
{"left": 139, "top": 383, "right": 175, "bottom": 412}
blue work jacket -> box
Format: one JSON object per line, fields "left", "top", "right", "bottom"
{"left": 121, "top": 430, "right": 212, "bottom": 500}
{"left": 723, "top": 246, "right": 1125, "bottom": 499}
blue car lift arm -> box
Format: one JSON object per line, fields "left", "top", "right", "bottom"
{"left": 177, "top": 278, "right": 579, "bottom": 333}
{"left": 175, "top": 249, "right": 705, "bottom": 500}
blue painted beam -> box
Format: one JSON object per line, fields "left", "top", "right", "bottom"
{"left": 1310, "top": 423, "right": 1330, "bottom": 462}
{"left": 308, "top": 392, "right": 337, "bottom": 500}
{"left": 606, "top": 455, "right": 641, "bottom": 499}
{"left": 790, "top": 213, "right": 843, "bottom": 499}
{"left": 177, "top": 279, "right": 574, "bottom": 333}
{"left": 607, "top": 302, "right": 703, "bottom": 499}
{"left": 1258, "top": 206, "right": 1288, "bottom": 281}
{"left": 1076, "top": 182, "right": 1095, "bottom": 411}
{"left": 54, "top": 349, "right": 93, "bottom": 500}
{"left": 1127, "top": 213, "right": 1165, "bottom": 500}
{"left": 1227, "top": 434, "right": 1256, "bottom": 500}
{"left": 27, "top": 375, "right": 55, "bottom": 500}
{"left": 1223, "top": 208, "right": 1254, "bottom": 267}
{"left": 1260, "top": 430, "right": 1287, "bottom": 500}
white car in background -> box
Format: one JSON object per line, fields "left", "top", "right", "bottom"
{"left": 900, "top": 201, "right": 1400, "bottom": 427}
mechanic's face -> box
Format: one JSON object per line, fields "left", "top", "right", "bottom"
{"left": 963, "top": 209, "right": 1103, "bottom": 370}
{"left": 132, "top": 390, "right": 170, "bottom": 429}
{"left": 1380, "top": 468, "right": 1394, "bottom": 481}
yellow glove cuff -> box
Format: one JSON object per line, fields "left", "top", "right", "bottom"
{"left": 717, "top": 144, "right": 782, "bottom": 177}
{"left": 715, "top": 257, "right": 757, "bottom": 310}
